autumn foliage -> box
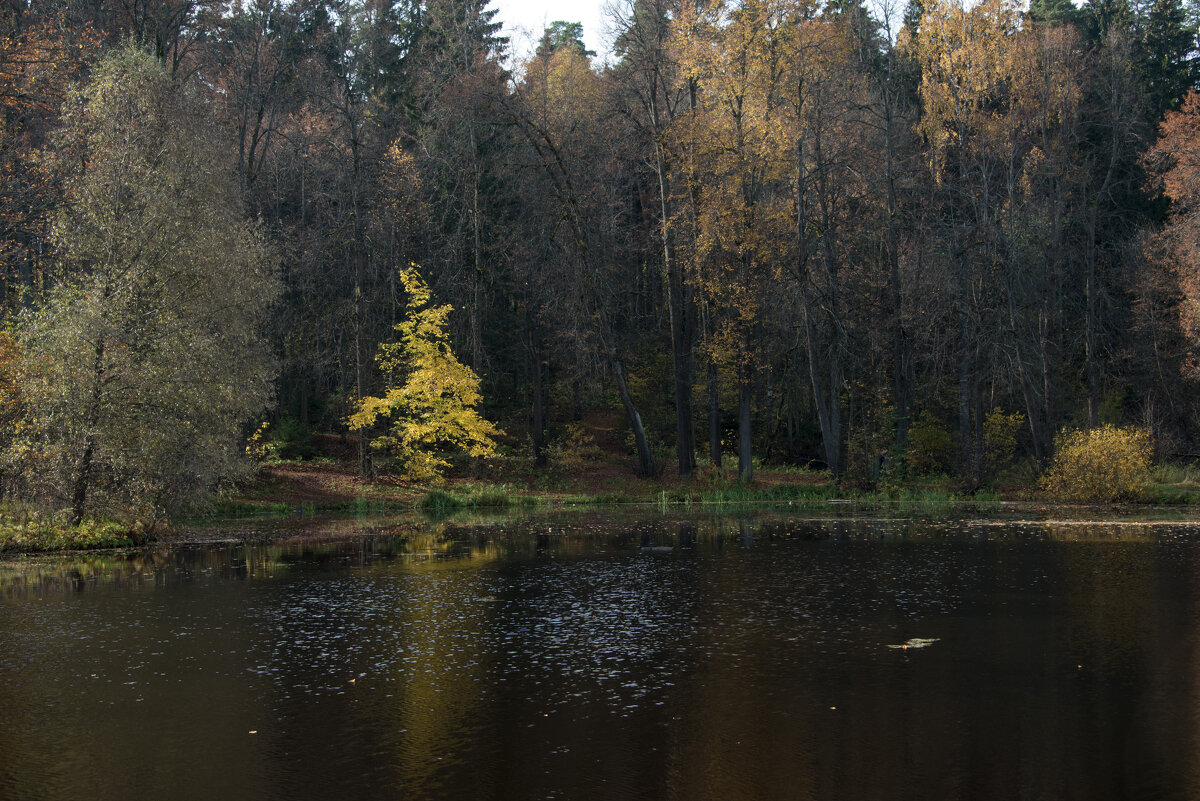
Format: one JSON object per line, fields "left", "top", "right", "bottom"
{"left": 348, "top": 266, "right": 502, "bottom": 482}
{"left": 1041, "top": 426, "right": 1154, "bottom": 503}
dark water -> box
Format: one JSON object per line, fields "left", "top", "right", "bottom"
{"left": 3, "top": 512, "right": 1200, "bottom": 800}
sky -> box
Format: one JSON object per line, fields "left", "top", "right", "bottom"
{"left": 490, "top": 0, "right": 615, "bottom": 63}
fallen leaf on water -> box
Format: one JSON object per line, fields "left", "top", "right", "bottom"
{"left": 887, "top": 638, "right": 940, "bottom": 650}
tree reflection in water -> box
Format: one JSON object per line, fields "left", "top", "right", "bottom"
{"left": 2, "top": 511, "right": 1200, "bottom": 800}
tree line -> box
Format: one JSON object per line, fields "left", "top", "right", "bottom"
{"left": 3, "top": 0, "right": 1200, "bottom": 521}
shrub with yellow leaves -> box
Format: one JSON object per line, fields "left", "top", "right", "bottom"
{"left": 1041, "top": 425, "right": 1153, "bottom": 503}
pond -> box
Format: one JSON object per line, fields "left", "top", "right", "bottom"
{"left": 2, "top": 510, "right": 1200, "bottom": 800}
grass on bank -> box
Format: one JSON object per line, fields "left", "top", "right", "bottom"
{"left": 19, "top": 446, "right": 1200, "bottom": 553}
{"left": 1149, "top": 463, "right": 1200, "bottom": 505}
{"left": 208, "top": 498, "right": 297, "bottom": 517}
{"left": 409, "top": 474, "right": 1005, "bottom": 515}
{"left": 418, "top": 484, "right": 539, "bottom": 513}
{"left": 665, "top": 481, "right": 1001, "bottom": 512}
{"left": 0, "top": 506, "right": 143, "bottom": 552}
{"left": 206, "top": 495, "right": 424, "bottom": 519}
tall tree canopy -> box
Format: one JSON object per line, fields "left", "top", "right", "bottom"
{"left": 6, "top": 44, "right": 279, "bottom": 524}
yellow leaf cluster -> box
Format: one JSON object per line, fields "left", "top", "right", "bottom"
{"left": 668, "top": 1, "right": 866, "bottom": 371}
{"left": 910, "top": 0, "right": 1084, "bottom": 180}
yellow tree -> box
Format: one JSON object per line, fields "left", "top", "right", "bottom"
{"left": 913, "top": 0, "right": 1021, "bottom": 180}
{"left": 348, "top": 265, "right": 502, "bottom": 482}
{"left": 671, "top": 0, "right": 789, "bottom": 481}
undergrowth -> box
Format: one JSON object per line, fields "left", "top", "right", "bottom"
{"left": 0, "top": 506, "right": 141, "bottom": 552}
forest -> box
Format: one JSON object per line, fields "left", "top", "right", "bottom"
{"left": 3, "top": 0, "right": 1200, "bottom": 528}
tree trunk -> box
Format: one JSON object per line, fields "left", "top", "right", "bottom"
{"left": 656, "top": 143, "right": 696, "bottom": 478}
{"left": 707, "top": 359, "right": 722, "bottom": 470}
{"left": 70, "top": 436, "right": 94, "bottom": 527}
{"left": 528, "top": 318, "right": 546, "bottom": 467}
{"left": 974, "top": 380, "right": 986, "bottom": 483}
{"left": 799, "top": 282, "right": 841, "bottom": 478}
{"left": 298, "top": 377, "right": 309, "bottom": 429}
{"left": 884, "top": 98, "right": 910, "bottom": 471}
{"left": 701, "top": 299, "right": 723, "bottom": 472}
{"left": 354, "top": 266, "right": 371, "bottom": 478}
{"left": 611, "top": 354, "right": 655, "bottom": 477}
{"left": 737, "top": 366, "right": 753, "bottom": 482}
{"left": 71, "top": 337, "right": 106, "bottom": 526}
{"left": 1005, "top": 277, "right": 1048, "bottom": 464}
{"left": 350, "top": 135, "right": 372, "bottom": 478}
{"left": 469, "top": 123, "right": 485, "bottom": 373}
{"left": 872, "top": 40, "right": 911, "bottom": 472}
{"left": 958, "top": 302, "right": 974, "bottom": 487}
{"left": 1086, "top": 213, "right": 1100, "bottom": 428}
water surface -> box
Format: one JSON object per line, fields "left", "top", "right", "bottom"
{"left": 2, "top": 511, "right": 1199, "bottom": 800}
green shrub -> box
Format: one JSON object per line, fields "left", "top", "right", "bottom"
{"left": 417, "top": 484, "right": 524, "bottom": 513}
{"left": 1041, "top": 425, "right": 1152, "bottom": 503}
{"left": 905, "top": 412, "right": 954, "bottom": 476}
{"left": 245, "top": 417, "right": 318, "bottom": 462}
{"left": 465, "top": 485, "right": 513, "bottom": 507}
{"left": 418, "top": 489, "right": 460, "bottom": 512}
{"left": 270, "top": 417, "right": 319, "bottom": 460}
{"left": 984, "top": 407, "right": 1025, "bottom": 478}
{"left": 547, "top": 423, "right": 604, "bottom": 470}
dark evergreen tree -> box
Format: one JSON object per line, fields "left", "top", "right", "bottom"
{"left": 535, "top": 20, "right": 594, "bottom": 60}
{"left": 1136, "top": 0, "right": 1198, "bottom": 118}
{"left": 901, "top": 0, "right": 924, "bottom": 37}
{"left": 1028, "top": 0, "right": 1083, "bottom": 26}
{"left": 1083, "top": 0, "right": 1135, "bottom": 41}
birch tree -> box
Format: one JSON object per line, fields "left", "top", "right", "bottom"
{"left": 8, "top": 45, "right": 279, "bottom": 524}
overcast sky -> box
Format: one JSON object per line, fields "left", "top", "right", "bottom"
{"left": 491, "top": 0, "right": 615, "bottom": 63}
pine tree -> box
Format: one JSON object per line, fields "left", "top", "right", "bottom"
{"left": 1137, "top": 0, "right": 1198, "bottom": 118}
{"left": 536, "top": 21, "right": 595, "bottom": 60}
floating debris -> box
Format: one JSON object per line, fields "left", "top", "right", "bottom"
{"left": 887, "top": 638, "right": 940, "bottom": 650}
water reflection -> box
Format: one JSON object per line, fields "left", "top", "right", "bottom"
{"left": 2, "top": 512, "right": 1200, "bottom": 800}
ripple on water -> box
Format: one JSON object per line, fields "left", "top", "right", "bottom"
{"left": 1, "top": 515, "right": 1199, "bottom": 801}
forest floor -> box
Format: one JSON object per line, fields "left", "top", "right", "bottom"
{"left": 224, "top": 410, "right": 1000, "bottom": 515}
